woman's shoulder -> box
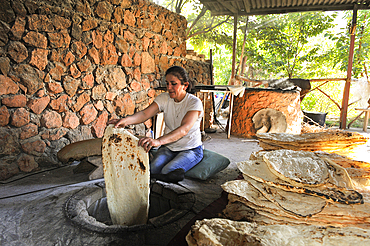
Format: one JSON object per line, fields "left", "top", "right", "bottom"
{"left": 186, "top": 93, "right": 202, "bottom": 104}
{"left": 155, "top": 92, "right": 170, "bottom": 101}
{"left": 186, "top": 93, "right": 201, "bottom": 101}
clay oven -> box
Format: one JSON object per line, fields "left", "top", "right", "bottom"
{"left": 252, "top": 108, "right": 287, "bottom": 134}
{"left": 230, "top": 88, "right": 303, "bottom": 138}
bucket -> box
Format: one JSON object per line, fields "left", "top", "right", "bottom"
{"left": 303, "top": 111, "right": 327, "bottom": 126}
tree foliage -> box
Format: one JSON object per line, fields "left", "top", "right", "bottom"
{"left": 330, "top": 10, "right": 370, "bottom": 79}
{"left": 245, "top": 12, "right": 336, "bottom": 79}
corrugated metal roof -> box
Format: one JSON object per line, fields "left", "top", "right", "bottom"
{"left": 199, "top": 0, "right": 370, "bottom": 16}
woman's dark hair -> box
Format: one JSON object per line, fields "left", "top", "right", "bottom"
{"left": 165, "top": 66, "right": 193, "bottom": 93}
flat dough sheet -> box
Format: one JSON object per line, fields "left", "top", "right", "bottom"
{"left": 237, "top": 158, "right": 362, "bottom": 204}
{"left": 186, "top": 218, "right": 370, "bottom": 246}
{"left": 222, "top": 179, "right": 327, "bottom": 217}
{"left": 102, "top": 125, "right": 150, "bottom": 226}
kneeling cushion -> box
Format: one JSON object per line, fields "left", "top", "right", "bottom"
{"left": 185, "top": 149, "right": 230, "bottom": 180}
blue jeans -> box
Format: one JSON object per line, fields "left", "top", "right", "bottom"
{"left": 150, "top": 145, "right": 203, "bottom": 174}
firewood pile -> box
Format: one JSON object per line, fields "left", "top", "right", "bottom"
{"left": 256, "top": 130, "right": 369, "bottom": 157}
{"left": 301, "top": 121, "right": 330, "bottom": 133}
{"left": 186, "top": 149, "right": 370, "bottom": 245}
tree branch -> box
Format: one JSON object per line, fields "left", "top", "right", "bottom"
{"left": 186, "top": 6, "right": 207, "bottom": 37}
{"left": 187, "top": 16, "right": 230, "bottom": 39}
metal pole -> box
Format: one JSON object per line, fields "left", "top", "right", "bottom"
{"left": 340, "top": 5, "right": 358, "bottom": 129}
{"left": 227, "top": 93, "right": 234, "bottom": 139}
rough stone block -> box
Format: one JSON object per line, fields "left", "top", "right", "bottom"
{"left": 2, "top": 95, "right": 27, "bottom": 108}
{"left": 23, "top": 31, "right": 47, "bottom": 48}
{"left": 21, "top": 139, "right": 46, "bottom": 156}
{"left": 41, "top": 110, "right": 63, "bottom": 129}
{"left": 63, "top": 111, "right": 80, "bottom": 129}
{"left": 0, "top": 106, "right": 10, "bottom": 126}
{"left": 17, "top": 153, "right": 38, "bottom": 172}
{"left": 8, "top": 41, "right": 28, "bottom": 63}
{"left": 91, "top": 111, "right": 108, "bottom": 138}
{"left": 80, "top": 104, "right": 98, "bottom": 125}
{"left": 29, "top": 48, "right": 49, "bottom": 70}
{"left": 11, "top": 107, "right": 30, "bottom": 127}
{"left": 49, "top": 94, "right": 70, "bottom": 113}
{"left": 20, "top": 123, "right": 38, "bottom": 139}
{"left": 27, "top": 96, "right": 50, "bottom": 115}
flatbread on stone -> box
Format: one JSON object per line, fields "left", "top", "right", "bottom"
{"left": 186, "top": 218, "right": 262, "bottom": 246}
{"left": 102, "top": 125, "right": 149, "bottom": 226}
{"left": 257, "top": 131, "right": 368, "bottom": 144}
{"left": 263, "top": 149, "right": 329, "bottom": 186}
{"left": 237, "top": 159, "right": 363, "bottom": 204}
{"left": 186, "top": 218, "right": 370, "bottom": 246}
{"left": 251, "top": 150, "right": 364, "bottom": 189}
{"left": 256, "top": 131, "right": 368, "bottom": 157}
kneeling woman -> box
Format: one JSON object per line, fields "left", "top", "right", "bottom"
{"left": 108, "top": 66, "right": 203, "bottom": 182}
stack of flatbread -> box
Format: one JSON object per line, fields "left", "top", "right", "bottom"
{"left": 256, "top": 131, "right": 368, "bottom": 158}
{"left": 220, "top": 149, "right": 370, "bottom": 228}
{"left": 187, "top": 149, "right": 370, "bottom": 245}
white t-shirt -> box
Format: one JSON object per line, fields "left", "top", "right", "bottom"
{"left": 154, "top": 92, "right": 203, "bottom": 151}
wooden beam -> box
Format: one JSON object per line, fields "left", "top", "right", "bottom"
{"left": 216, "top": 0, "right": 238, "bottom": 14}
{"left": 340, "top": 5, "right": 358, "bottom": 129}
{"left": 243, "top": 0, "right": 251, "bottom": 12}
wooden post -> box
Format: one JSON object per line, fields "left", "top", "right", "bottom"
{"left": 340, "top": 5, "right": 358, "bottom": 129}
{"left": 230, "top": 14, "right": 238, "bottom": 85}
{"left": 202, "top": 92, "right": 206, "bottom": 131}
{"left": 226, "top": 14, "right": 238, "bottom": 138}
{"left": 210, "top": 49, "right": 214, "bottom": 85}
{"left": 238, "top": 17, "right": 249, "bottom": 78}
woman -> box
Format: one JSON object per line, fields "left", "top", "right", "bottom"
{"left": 108, "top": 66, "right": 204, "bottom": 182}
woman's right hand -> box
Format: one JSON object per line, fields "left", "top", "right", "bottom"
{"left": 107, "top": 118, "right": 128, "bottom": 128}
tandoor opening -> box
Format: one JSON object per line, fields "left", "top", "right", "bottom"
{"left": 252, "top": 108, "right": 287, "bottom": 134}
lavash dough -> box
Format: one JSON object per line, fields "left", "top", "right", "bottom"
{"left": 102, "top": 125, "right": 150, "bottom": 226}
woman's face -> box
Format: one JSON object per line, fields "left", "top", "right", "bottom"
{"left": 166, "top": 74, "right": 188, "bottom": 102}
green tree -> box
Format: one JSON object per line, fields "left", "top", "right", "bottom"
{"left": 248, "top": 12, "right": 337, "bottom": 79}
{"left": 330, "top": 10, "right": 370, "bottom": 79}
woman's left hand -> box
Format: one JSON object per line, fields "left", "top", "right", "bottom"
{"left": 138, "top": 137, "right": 160, "bottom": 153}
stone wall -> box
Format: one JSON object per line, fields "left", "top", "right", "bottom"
{"left": 0, "top": 0, "right": 211, "bottom": 180}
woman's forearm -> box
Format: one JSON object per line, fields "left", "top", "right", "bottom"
{"left": 124, "top": 111, "right": 148, "bottom": 125}
{"left": 111, "top": 102, "right": 159, "bottom": 128}
{"left": 157, "top": 125, "right": 188, "bottom": 145}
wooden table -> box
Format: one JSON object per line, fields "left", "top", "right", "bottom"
{"left": 355, "top": 108, "right": 370, "bottom": 132}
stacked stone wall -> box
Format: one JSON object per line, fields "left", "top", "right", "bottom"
{"left": 0, "top": 0, "right": 211, "bottom": 180}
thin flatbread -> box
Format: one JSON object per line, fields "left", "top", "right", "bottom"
{"left": 247, "top": 178, "right": 327, "bottom": 217}
{"left": 256, "top": 131, "right": 368, "bottom": 144}
{"left": 186, "top": 218, "right": 370, "bottom": 246}
{"left": 222, "top": 179, "right": 327, "bottom": 217}
{"left": 237, "top": 159, "right": 363, "bottom": 204}
{"left": 263, "top": 149, "right": 329, "bottom": 186}
{"left": 102, "top": 125, "right": 150, "bottom": 226}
